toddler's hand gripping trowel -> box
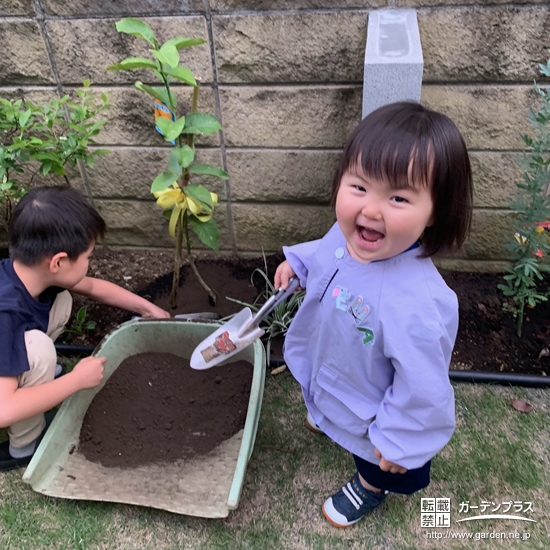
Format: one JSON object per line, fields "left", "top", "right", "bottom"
{"left": 190, "top": 277, "right": 300, "bottom": 370}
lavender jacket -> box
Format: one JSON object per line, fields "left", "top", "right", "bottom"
{"left": 283, "top": 223, "right": 457, "bottom": 469}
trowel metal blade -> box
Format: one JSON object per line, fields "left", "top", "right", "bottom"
{"left": 190, "top": 307, "right": 263, "bottom": 370}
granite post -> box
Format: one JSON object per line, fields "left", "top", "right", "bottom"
{"left": 363, "top": 9, "right": 423, "bottom": 118}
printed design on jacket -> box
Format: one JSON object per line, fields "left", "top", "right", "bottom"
{"left": 332, "top": 285, "right": 375, "bottom": 345}
{"left": 357, "top": 327, "right": 375, "bottom": 345}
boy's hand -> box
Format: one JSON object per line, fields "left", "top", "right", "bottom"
{"left": 71, "top": 356, "right": 106, "bottom": 390}
{"left": 140, "top": 303, "right": 170, "bottom": 319}
{"left": 71, "top": 277, "right": 171, "bottom": 319}
{"left": 374, "top": 448, "right": 408, "bottom": 474}
{"left": 275, "top": 261, "right": 296, "bottom": 290}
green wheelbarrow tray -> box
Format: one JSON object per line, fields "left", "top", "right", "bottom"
{"left": 22, "top": 319, "right": 266, "bottom": 518}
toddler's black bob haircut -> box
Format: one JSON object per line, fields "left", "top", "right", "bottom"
{"left": 332, "top": 102, "right": 473, "bottom": 257}
{"left": 9, "top": 186, "right": 106, "bottom": 266}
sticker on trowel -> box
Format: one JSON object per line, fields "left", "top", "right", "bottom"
{"left": 200, "top": 330, "right": 236, "bottom": 362}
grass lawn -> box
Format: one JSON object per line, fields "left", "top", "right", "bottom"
{"left": 1, "top": 373, "right": 548, "bottom": 549}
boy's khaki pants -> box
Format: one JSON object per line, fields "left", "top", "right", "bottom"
{"left": 8, "top": 291, "right": 72, "bottom": 450}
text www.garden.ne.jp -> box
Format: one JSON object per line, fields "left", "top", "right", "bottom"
{"left": 425, "top": 530, "right": 531, "bottom": 541}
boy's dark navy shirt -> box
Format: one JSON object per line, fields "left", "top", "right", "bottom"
{"left": 0, "top": 259, "right": 62, "bottom": 377}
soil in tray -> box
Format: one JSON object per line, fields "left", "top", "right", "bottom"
{"left": 78, "top": 352, "right": 253, "bottom": 468}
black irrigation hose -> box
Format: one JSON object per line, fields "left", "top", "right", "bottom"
{"left": 447, "top": 370, "right": 550, "bottom": 388}
{"left": 268, "top": 356, "right": 550, "bottom": 389}
{"left": 56, "top": 344, "right": 550, "bottom": 388}
{"left": 55, "top": 343, "right": 96, "bottom": 357}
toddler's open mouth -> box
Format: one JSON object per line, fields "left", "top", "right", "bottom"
{"left": 357, "top": 225, "right": 384, "bottom": 246}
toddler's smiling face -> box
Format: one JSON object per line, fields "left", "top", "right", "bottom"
{"left": 335, "top": 169, "right": 434, "bottom": 263}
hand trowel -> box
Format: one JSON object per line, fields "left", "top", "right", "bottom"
{"left": 190, "top": 277, "right": 300, "bottom": 369}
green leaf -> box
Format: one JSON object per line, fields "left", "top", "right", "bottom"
{"left": 163, "top": 65, "right": 197, "bottom": 86}
{"left": 183, "top": 112, "right": 221, "bottom": 136}
{"left": 115, "top": 18, "right": 156, "bottom": 46}
{"left": 18, "top": 109, "right": 31, "bottom": 128}
{"left": 92, "top": 149, "right": 110, "bottom": 156}
{"left": 521, "top": 134, "right": 534, "bottom": 147}
{"left": 8, "top": 140, "right": 30, "bottom": 151}
{"left": 167, "top": 89, "right": 178, "bottom": 110}
{"left": 31, "top": 152, "right": 61, "bottom": 162}
{"left": 40, "top": 161, "right": 52, "bottom": 175}
{"left": 151, "top": 171, "right": 178, "bottom": 193}
{"left": 162, "top": 37, "right": 206, "bottom": 51}
{"left": 159, "top": 42, "right": 179, "bottom": 68}
{"left": 150, "top": 49, "right": 169, "bottom": 66}
{"left": 134, "top": 81, "right": 166, "bottom": 103}
{"left": 158, "top": 116, "right": 186, "bottom": 142}
{"left": 77, "top": 306, "right": 87, "bottom": 324}
{"left": 107, "top": 57, "right": 158, "bottom": 71}
{"left": 175, "top": 144, "right": 194, "bottom": 168}
{"left": 155, "top": 117, "right": 173, "bottom": 138}
{"left": 185, "top": 183, "right": 214, "bottom": 208}
{"left": 135, "top": 82, "right": 177, "bottom": 110}
{"left": 168, "top": 149, "right": 183, "bottom": 177}
{"left": 189, "top": 216, "right": 219, "bottom": 250}
{"left": 51, "top": 163, "right": 65, "bottom": 176}
{"left": 188, "top": 163, "right": 229, "bottom": 179}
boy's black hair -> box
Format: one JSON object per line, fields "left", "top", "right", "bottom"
{"left": 9, "top": 186, "right": 106, "bottom": 266}
{"left": 332, "top": 101, "right": 473, "bottom": 256}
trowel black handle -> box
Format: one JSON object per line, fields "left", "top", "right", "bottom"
{"left": 248, "top": 276, "right": 301, "bottom": 329}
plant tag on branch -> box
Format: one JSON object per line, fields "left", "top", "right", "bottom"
{"left": 154, "top": 101, "right": 175, "bottom": 144}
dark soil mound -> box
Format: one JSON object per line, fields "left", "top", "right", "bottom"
{"left": 443, "top": 271, "right": 550, "bottom": 376}
{"left": 70, "top": 253, "right": 284, "bottom": 346}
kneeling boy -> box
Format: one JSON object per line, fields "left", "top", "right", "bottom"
{"left": 0, "top": 186, "right": 170, "bottom": 471}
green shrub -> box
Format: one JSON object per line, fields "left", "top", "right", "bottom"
{"left": 0, "top": 81, "right": 109, "bottom": 230}
{"left": 498, "top": 56, "right": 550, "bottom": 337}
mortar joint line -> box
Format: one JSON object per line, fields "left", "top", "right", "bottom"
{"left": 31, "top": 0, "right": 95, "bottom": 205}
{"left": 204, "top": 0, "right": 237, "bottom": 254}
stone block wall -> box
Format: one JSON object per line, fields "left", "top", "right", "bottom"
{"left": 1, "top": 1, "right": 549, "bottom": 270}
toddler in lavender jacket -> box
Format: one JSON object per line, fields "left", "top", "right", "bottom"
{"left": 275, "top": 102, "right": 473, "bottom": 528}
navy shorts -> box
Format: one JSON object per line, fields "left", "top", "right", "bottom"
{"left": 353, "top": 454, "right": 431, "bottom": 495}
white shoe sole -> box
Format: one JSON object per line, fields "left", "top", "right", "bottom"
{"left": 322, "top": 498, "right": 362, "bottom": 528}
{"left": 305, "top": 411, "right": 323, "bottom": 434}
